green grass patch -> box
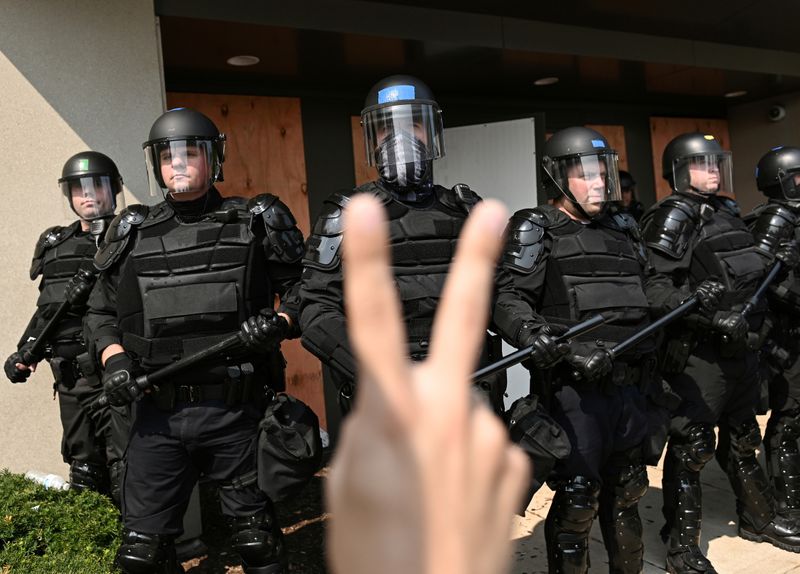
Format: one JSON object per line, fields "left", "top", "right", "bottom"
{"left": 0, "top": 470, "right": 120, "bottom": 573}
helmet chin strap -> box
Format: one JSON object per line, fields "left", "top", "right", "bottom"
{"left": 569, "top": 198, "right": 607, "bottom": 220}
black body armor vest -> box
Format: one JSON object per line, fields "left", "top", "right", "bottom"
{"left": 643, "top": 193, "right": 766, "bottom": 311}
{"left": 305, "top": 181, "right": 478, "bottom": 354}
{"left": 506, "top": 207, "right": 652, "bottom": 354}
{"left": 30, "top": 222, "right": 97, "bottom": 344}
{"left": 113, "top": 199, "right": 275, "bottom": 369}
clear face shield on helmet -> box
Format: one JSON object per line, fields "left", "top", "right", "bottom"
{"left": 361, "top": 103, "right": 444, "bottom": 188}
{"left": 546, "top": 152, "right": 622, "bottom": 207}
{"left": 675, "top": 152, "right": 734, "bottom": 195}
{"left": 60, "top": 176, "right": 123, "bottom": 222}
{"left": 143, "top": 138, "right": 224, "bottom": 198}
{"left": 778, "top": 170, "right": 800, "bottom": 201}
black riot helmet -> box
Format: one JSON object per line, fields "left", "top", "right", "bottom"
{"left": 58, "top": 151, "right": 124, "bottom": 222}
{"left": 755, "top": 145, "right": 800, "bottom": 201}
{"left": 619, "top": 170, "right": 636, "bottom": 191}
{"left": 361, "top": 75, "right": 444, "bottom": 193}
{"left": 662, "top": 132, "right": 733, "bottom": 196}
{"left": 142, "top": 108, "right": 226, "bottom": 198}
{"left": 542, "top": 127, "right": 621, "bottom": 219}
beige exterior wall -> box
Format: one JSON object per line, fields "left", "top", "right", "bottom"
{"left": 728, "top": 92, "right": 800, "bottom": 214}
{"left": 0, "top": 1, "right": 164, "bottom": 477}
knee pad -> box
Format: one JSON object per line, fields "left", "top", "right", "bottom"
{"left": 611, "top": 463, "right": 649, "bottom": 507}
{"left": 115, "top": 529, "right": 177, "bottom": 574}
{"left": 69, "top": 461, "right": 107, "bottom": 493}
{"left": 231, "top": 511, "right": 284, "bottom": 572}
{"left": 729, "top": 419, "right": 763, "bottom": 459}
{"left": 673, "top": 424, "right": 716, "bottom": 472}
{"left": 767, "top": 409, "right": 800, "bottom": 444}
{"left": 550, "top": 476, "right": 601, "bottom": 534}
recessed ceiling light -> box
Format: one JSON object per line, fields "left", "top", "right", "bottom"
{"left": 227, "top": 55, "right": 260, "bottom": 67}
{"left": 534, "top": 76, "right": 560, "bottom": 86}
{"left": 724, "top": 90, "right": 747, "bottom": 98}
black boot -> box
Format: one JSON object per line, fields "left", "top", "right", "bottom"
{"left": 764, "top": 410, "right": 800, "bottom": 522}
{"left": 662, "top": 435, "right": 717, "bottom": 574}
{"left": 725, "top": 419, "right": 800, "bottom": 553}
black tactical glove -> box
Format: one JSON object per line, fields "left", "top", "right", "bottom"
{"left": 566, "top": 347, "right": 614, "bottom": 382}
{"left": 711, "top": 310, "right": 748, "bottom": 344}
{"left": 4, "top": 349, "right": 34, "bottom": 383}
{"left": 775, "top": 240, "right": 800, "bottom": 271}
{"left": 101, "top": 353, "right": 141, "bottom": 407}
{"left": 694, "top": 279, "right": 726, "bottom": 314}
{"left": 518, "top": 322, "right": 570, "bottom": 370}
{"left": 64, "top": 270, "right": 96, "bottom": 307}
{"left": 239, "top": 308, "right": 290, "bottom": 353}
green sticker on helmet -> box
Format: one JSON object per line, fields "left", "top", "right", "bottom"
{"left": 77, "top": 158, "right": 89, "bottom": 171}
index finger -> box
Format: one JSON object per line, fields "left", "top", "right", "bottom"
{"left": 427, "top": 200, "right": 508, "bottom": 391}
{"left": 343, "top": 195, "right": 414, "bottom": 421}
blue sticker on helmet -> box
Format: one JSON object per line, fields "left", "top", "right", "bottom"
{"left": 591, "top": 139, "right": 606, "bottom": 148}
{"left": 378, "top": 85, "right": 416, "bottom": 104}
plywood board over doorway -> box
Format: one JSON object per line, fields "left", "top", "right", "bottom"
{"left": 650, "top": 117, "right": 731, "bottom": 202}
{"left": 166, "top": 92, "right": 325, "bottom": 427}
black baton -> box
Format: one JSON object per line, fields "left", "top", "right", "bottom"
{"left": 23, "top": 269, "right": 96, "bottom": 364}
{"left": 472, "top": 312, "right": 619, "bottom": 383}
{"left": 93, "top": 332, "right": 244, "bottom": 410}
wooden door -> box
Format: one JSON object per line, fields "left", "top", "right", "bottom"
{"left": 650, "top": 117, "right": 731, "bottom": 202}
{"left": 166, "top": 92, "right": 325, "bottom": 427}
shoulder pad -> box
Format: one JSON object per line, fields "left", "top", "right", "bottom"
{"left": 354, "top": 182, "right": 393, "bottom": 204}
{"left": 140, "top": 202, "right": 174, "bottom": 228}
{"left": 210, "top": 196, "right": 248, "bottom": 222}
{"left": 93, "top": 205, "right": 148, "bottom": 271}
{"left": 30, "top": 225, "right": 74, "bottom": 279}
{"left": 611, "top": 211, "right": 637, "bottom": 231}
{"left": 452, "top": 183, "right": 481, "bottom": 210}
{"left": 750, "top": 201, "right": 798, "bottom": 254}
{"left": 248, "top": 193, "right": 298, "bottom": 231}
{"left": 502, "top": 208, "right": 549, "bottom": 273}
{"left": 641, "top": 195, "right": 699, "bottom": 259}
{"left": 607, "top": 211, "right": 644, "bottom": 241}
{"left": 436, "top": 183, "right": 482, "bottom": 215}
{"left": 250, "top": 194, "right": 304, "bottom": 263}
{"left": 304, "top": 191, "right": 355, "bottom": 271}
{"left": 220, "top": 196, "right": 248, "bottom": 211}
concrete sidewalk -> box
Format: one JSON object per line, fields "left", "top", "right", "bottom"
{"left": 509, "top": 418, "right": 800, "bottom": 573}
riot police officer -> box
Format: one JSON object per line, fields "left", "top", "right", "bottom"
{"left": 746, "top": 146, "right": 800, "bottom": 524}
{"left": 493, "top": 127, "right": 711, "bottom": 574}
{"left": 618, "top": 170, "right": 644, "bottom": 221}
{"left": 4, "top": 151, "right": 124, "bottom": 496}
{"left": 300, "top": 75, "right": 518, "bottom": 419}
{"left": 641, "top": 134, "right": 800, "bottom": 573}
{"left": 85, "top": 108, "right": 305, "bottom": 574}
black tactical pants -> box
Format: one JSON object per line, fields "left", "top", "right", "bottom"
{"left": 122, "top": 396, "right": 267, "bottom": 535}
{"left": 550, "top": 383, "right": 649, "bottom": 481}
{"left": 667, "top": 341, "right": 761, "bottom": 437}
{"left": 546, "top": 383, "right": 650, "bottom": 574}
{"left": 57, "top": 378, "right": 107, "bottom": 466}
